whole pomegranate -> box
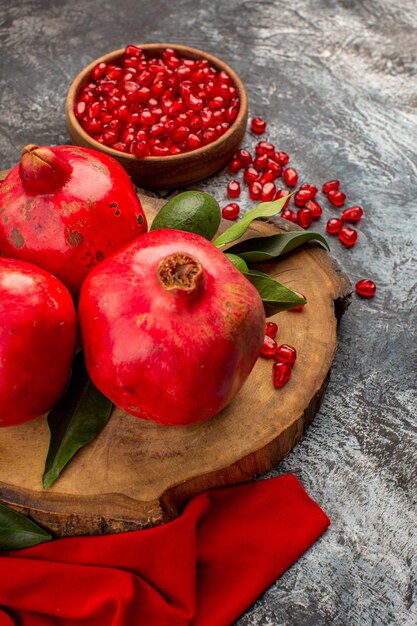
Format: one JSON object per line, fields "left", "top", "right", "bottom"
{"left": 0, "top": 258, "right": 77, "bottom": 427}
{"left": 79, "top": 229, "right": 266, "bottom": 426}
{"left": 0, "top": 144, "right": 147, "bottom": 298}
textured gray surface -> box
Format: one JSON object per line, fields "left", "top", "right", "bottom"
{"left": 0, "top": 1, "right": 416, "bottom": 624}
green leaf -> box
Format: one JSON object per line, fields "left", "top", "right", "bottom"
{"left": 243, "top": 269, "right": 306, "bottom": 317}
{"left": 42, "top": 352, "right": 113, "bottom": 489}
{"left": 227, "top": 230, "right": 329, "bottom": 262}
{"left": 0, "top": 502, "right": 51, "bottom": 550}
{"left": 213, "top": 195, "right": 292, "bottom": 248}
{"left": 225, "top": 253, "right": 249, "bottom": 273}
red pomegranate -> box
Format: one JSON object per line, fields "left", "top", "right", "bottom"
{"left": 79, "top": 229, "right": 266, "bottom": 426}
{"left": 0, "top": 258, "right": 77, "bottom": 427}
{"left": 0, "top": 144, "right": 147, "bottom": 298}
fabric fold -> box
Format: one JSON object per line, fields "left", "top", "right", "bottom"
{"left": 0, "top": 474, "right": 329, "bottom": 626}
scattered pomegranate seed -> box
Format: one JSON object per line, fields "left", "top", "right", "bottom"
{"left": 275, "top": 344, "right": 297, "bottom": 366}
{"left": 266, "top": 160, "right": 282, "bottom": 177}
{"left": 261, "top": 182, "right": 276, "bottom": 202}
{"left": 260, "top": 335, "right": 277, "bottom": 359}
{"left": 283, "top": 167, "right": 298, "bottom": 187}
{"left": 272, "top": 362, "right": 292, "bottom": 388}
{"left": 244, "top": 166, "right": 260, "bottom": 184}
{"left": 338, "top": 226, "right": 358, "bottom": 248}
{"left": 251, "top": 117, "right": 267, "bottom": 134}
{"left": 235, "top": 148, "right": 252, "bottom": 165}
{"left": 273, "top": 151, "right": 289, "bottom": 165}
{"left": 297, "top": 208, "right": 313, "bottom": 229}
{"left": 289, "top": 292, "right": 306, "bottom": 312}
{"left": 227, "top": 180, "right": 241, "bottom": 198}
{"left": 299, "top": 183, "right": 318, "bottom": 198}
{"left": 253, "top": 154, "right": 269, "bottom": 170}
{"left": 255, "top": 141, "right": 275, "bottom": 156}
{"left": 355, "top": 279, "right": 376, "bottom": 298}
{"left": 249, "top": 181, "right": 263, "bottom": 200}
{"left": 259, "top": 170, "right": 276, "bottom": 185}
{"left": 294, "top": 189, "right": 313, "bottom": 207}
{"left": 326, "top": 218, "right": 343, "bottom": 235}
{"left": 228, "top": 159, "right": 242, "bottom": 174}
{"left": 222, "top": 203, "right": 240, "bottom": 220}
{"left": 281, "top": 208, "right": 297, "bottom": 222}
{"left": 341, "top": 206, "right": 364, "bottom": 222}
{"left": 275, "top": 189, "right": 291, "bottom": 209}
{"left": 322, "top": 179, "right": 340, "bottom": 194}
{"left": 305, "top": 199, "right": 322, "bottom": 220}
{"left": 327, "top": 189, "right": 346, "bottom": 207}
{"left": 265, "top": 321, "right": 278, "bottom": 338}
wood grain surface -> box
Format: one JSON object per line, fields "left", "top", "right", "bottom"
{"left": 0, "top": 1, "right": 415, "bottom": 624}
{"left": 0, "top": 175, "right": 350, "bottom": 535}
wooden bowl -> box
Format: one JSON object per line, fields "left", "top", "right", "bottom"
{"left": 66, "top": 44, "right": 248, "bottom": 189}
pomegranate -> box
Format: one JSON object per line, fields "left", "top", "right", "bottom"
{"left": 0, "top": 144, "right": 147, "bottom": 298}
{"left": 79, "top": 229, "right": 265, "bottom": 426}
{"left": 0, "top": 258, "right": 77, "bottom": 427}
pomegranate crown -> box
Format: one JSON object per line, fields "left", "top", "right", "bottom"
{"left": 19, "top": 144, "right": 72, "bottom": 195}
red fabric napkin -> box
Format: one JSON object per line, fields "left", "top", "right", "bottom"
{"left": 0, "top": 474, "right": 329, "bottom": 626}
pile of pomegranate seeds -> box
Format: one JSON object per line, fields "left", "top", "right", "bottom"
{"left": 74, "top": 45, "right": 240, "bottom": 156}
{"left": 259, "top": 321, "right": 298, "bottom": 389}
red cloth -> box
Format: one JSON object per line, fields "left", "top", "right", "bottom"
{"left": 0, "top": 474, "right": 329, "bottom": 626}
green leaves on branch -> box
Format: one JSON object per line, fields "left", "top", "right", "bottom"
{"left": 243, "top": 269, "right": 306, "bottom": 316}
{"left": 213, "top": 196, "right": 292, "bottom": 248}
{"left": 42, "top": 352, "right": 113, "bottom": 489}
{"left": 0, "top": 503, "right": 51, "bottom": 551}
{"left": 227, "top": 230, "right": 329, "bottom": 262}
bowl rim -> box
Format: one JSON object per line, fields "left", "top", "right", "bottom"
{"left": 66, "top": 43, "right": 248, "bottom": 164}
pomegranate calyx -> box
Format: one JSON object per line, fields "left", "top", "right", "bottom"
{"left": 157, "top": 252, "right": 204, "bottom": 297}
{"left": 19, "top": 144, "right": 72, "bottom": 195}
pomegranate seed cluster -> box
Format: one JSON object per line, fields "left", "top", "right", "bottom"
{"left": 74, "top": 45, "right": 240, "bottom": 157}
{"left": 221, "top": 116, "right": 376, "bottom": 298}
{"left": 259, "top": 321, "right": 298, "bottom": 389}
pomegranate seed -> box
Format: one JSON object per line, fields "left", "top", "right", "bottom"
{"left": 305, "top": 199, "right": 322, "bottom": 220}
{"left": 112, "top": 141, "right": 127, "bottom": 152}
{"left": 227, "top": 180, "right": 241, "bottom": 199}
{"left": 244, "top": 166, "right": 260, "bottom": 184}
{"left": 297, "top": 208, "right": 313, "bottom": 229}
{"left": 255, "top": 141, "right": 275, "bottom": 156}
{"left": 186, "top": 93, "right": 204, "bottom": 111}
{"left": 275, "top": 344, "right": 297, "bottom": 366}
{"left": 273, "top": 151, "right": 289, "bottom": 165}
{"left": 208, "top": 96, "right": 224, "bottom": 110}
{"left": 260, "top": 335, "right": 277, "bottom": 359}
{"left": 326, "top": 218, "right": 343, "bottom": 235}
{"left": 91, "top": 62, "right": 107, "bottom": 80}
{"left": 283, "top": 167, "right": 298, "bottom": 187}
{"left": 131, "top": 141, "right": 150, "bottom": 158}
{"left": 294, "top": 189, "right": 313, "bottom": 207}
{"left": 222, "top": 203, "right": 240, "bottom": 220}
{"left": 327, "top": 189, "right": 346, "bottom": 207}
{"left": 289, "top": 292, "right": 306, "bottom": 312}
{"left": 281, "top": 208, "right": 297, "bottom": 222}
{"left": 251, "top": 117, "right": 267, "bottom": 134}
{"left": 266, "top": 160, "right": 282, "bottom": 177}
{"left": 272, "top": 362, "right": 292, "bottom": 388}
{"left": 355, "top": 279, "right": 376, "bottom": 298}
{"left": 228, "top": 159, "right": 242, "bottom": 173}
{"left": 261, "top": 182, "right": 276, "bottom": 202}
{"left": 338, "top": 227, "right": 358, "bottom": 248}
{"left": 253, "top": 154, "right": 269, "bottom": 170}
{"left": 125, "top": 44, "right": 142, "bottom": 57}
{"left": 259, "top": 171, "right": 276, "bottom": 185}
{"left": 265, "top": 321, "right": 278, "bottom": 338}
{"left": 235, "top": 149, "right": 252, "bottom": 165}
{"left": 74, "top": 101, "right": 86, "bottom": 119}
{"left": 322, "top": 179, "right": 340, "bottom": 194}
{"left": 188, "top": 133, "right": 202, "bottom": 150}
{"left": 275, "top": 189, "right": 291, "bottom": 209}
{"left": 299, "top": 183, "right": 318, "bottom": 198}
{"left": 249, "top": 181, "right": 263, "bottom": 200}
{"left": 341, "top": 206, "right": 364, "bottom": 222}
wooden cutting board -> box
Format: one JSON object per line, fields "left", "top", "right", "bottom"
{"left": 0, "top": 172, "right": 351, "bottom": 536}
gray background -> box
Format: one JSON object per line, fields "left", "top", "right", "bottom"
{"left": 0, "top": 1, "right": 416, "bottom": 624}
